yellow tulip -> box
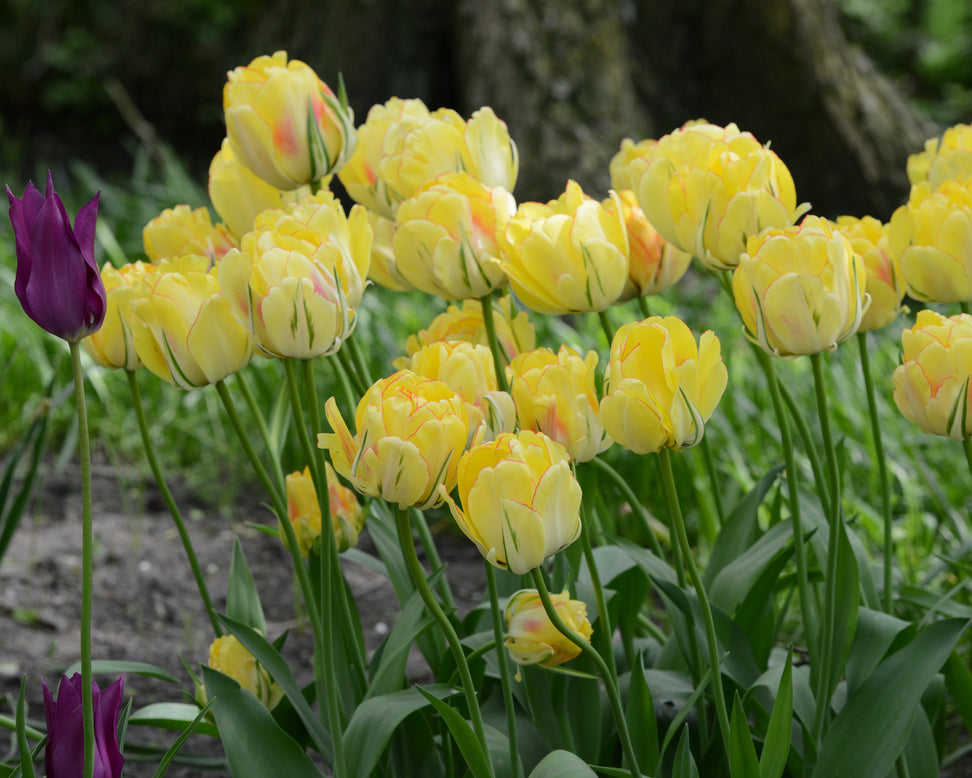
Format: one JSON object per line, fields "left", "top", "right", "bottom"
{"left": 142, "top": 204, "right": 236, "bottom": 264}
{"left": 130, "top": 256, "right": 253, "bottom": 389}
{"left": 732, "top": 215, "right": 868, "bottom": 357}
{"left": 338, "top": 99, "right": 518, "bottom": 219}
{"left": 499, "top": 180, "right": 629, "bottom": 314}
{"left": 507, "top": 345, "right": 611, "bottom": 462}
{"left": 82, "top": 261, "right": 158, "bottom": 371}
{"left": 365, "top": 210, "right": 416, "bottom": 292}
{"left": 393, "top": 172, "right": 514, "bottom": 300}
{"left": 403, "top": 340, "right": 508, "bottom": 441}
{"left": 626, "top": 121, "right": 807, "bottom": 271}
{"left": 399, "top": 295, "right": 536, "bottom": 367}
{"left": 606, "top": 190, "right": 692, "bottom": 300}
{"left": 600, "top": 316, "right": 728, "bottom": 453}
{"left": 224, "top": 51, "right": 355, "bottom": 190}
{"left": 907, "top": 123, "right": 972, "bottom": 189}
{"left": 319, "top": 370, "right": 470, "bottom": 510}
{"left": 219, "top": 191, "right": 371, "bottom": 359}
{"left": 834, "top": 215, "right": 906, "bottom": 332}
{"left": 442, "top": 430, "right": 582, "bottom": 575}
{"left": 893, "top": 309, "right": 972, "bottom": 441}
{"left": 609, "top": 138, "right": 657, "bottom": 193}
{"left": 505, "top": 589, "right": 592, "bottom": 673}
{"left": 283, "top": 463, "right": 364, "bottom": 556}
{"left": 887, "top": 180, "right": 972, "bottom": 304}
{"left": 205, "top": 634, "right": 283, "bottom": 709}
{"left": 208, "top": 138, "right": 292, "bottom": 241}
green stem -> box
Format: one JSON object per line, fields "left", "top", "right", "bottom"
{"left": 636, "top": 294, "right": 651, "bottom": 320}
{"left": 590, "top": 456, "right": 665, "bottom": 557}
{"left": 699, "top": 434, "right": 726, "bottom": 529}
{"left": 70, "top": 341, "right": 95, "bottom": 778}
{"left": 961, "top": 301, "right": 971, "bottom": 316}
{"left": 964, "top": 437, "right": 972, "bottom": 482}
{"left": 810, "top": 352, "right": 844, "bottom": 745}
{"left": 234, "top": 368, "right": 286, "bottom": 489}
{"left": 345, "top": 329, "right": 374, "bottom": 388}
{"left": 485, "top": 564, "right": 522, "bottom": 778}
{"left": 479, "top": 291, "right": 509, "bottom": 394}
{"left": 758, "top": 351, "right": 816, "bottom": 656}
{"left": 529, "top": 569, "right": 642, "bottom": 778}
{"left": 127, "top": 371, "right": 220, "bottom": 636}
{"left": 857, "top": 332, "right": 895, "bottom": 613}
{"left": 412, "top": 508, "right": 457, "bottom": 613}
{"left": 657, "top": 447, "right": 732, "bottom": 759}
{"left": 578, "top": 505, "right": 618, "bottom": 680}
{"left": 337, "top": 345, "right": 368, "bottom": 398}
{"left": 778, "top": 380, "right": 831, "bottom": 512}
{"left": 598, "top": 309, "right": 616, "bottom": 347}
{"left": 215, "top": 380, "right": 338, "bottom": 770}
{"left": 396, "top": 507, "right": 492, "bottom": 775}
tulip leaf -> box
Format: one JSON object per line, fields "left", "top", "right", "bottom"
{"left": 815, "top": 617, "right": 970, "bottom": 778}
{"left": 625, "top": 652, "right": 659, "bottom": 774}
{"left": 150, "top": 698, "right": 215, "bottom": 778}
{"left": 710, "top": 519, "right": 794, "bottom": 613}
{"left": 218, "top": 614, "right": 332, "bottom": 760}
{"left": 902, "top": 703, "right": 940, "bottom": 778}
{"left": 759, "top": 647, "right": 793, "bottom": 778}
{"left": 944, "top": 650, "right": 972, "bottom": 737}
{"left": 365, "top": 587, "right": 436, "bottom": 699}
{"left": 704, "top": 464, "right": 784, "bottom": 586}
{"left": 226, "top": 538, "right": 266, "bottom": 634}
{"left": 201, "top": 667, "right": 324, "bottom": 778}
{"left": 16, "top": 676, "right": 35, "bottom": 778}
{"left": 672, "top": 725, "right": 700, "bottom": 778}
{"left": 62, "top": 659, "right": 178, "bottom": 684}
{"left": 128, "top": 702, "right": 220, "bottom": 738}
{"left": 343, "top": 684, "right": 458, "bottom": 778}
{"left": 527, "top": 750, "right": 598, "bottom": 778}
{"left": 416, "top": 686, "right": 492, "bottom": 778}
{"left": 844, "top": 607, "right": 912, "bottom": 695}
{"left": 730, "top": 691, "right": 760, "bottom": 778}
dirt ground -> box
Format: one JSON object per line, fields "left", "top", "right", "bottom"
{"left": 0, "top": 460, "right": 485, "bottom": 776}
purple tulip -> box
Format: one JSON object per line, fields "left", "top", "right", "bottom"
{"left": 42, "top": 674, "right": 125, "bottom": 778}
{"left": 7, "top": 171, "right": 106, "bottom": 341}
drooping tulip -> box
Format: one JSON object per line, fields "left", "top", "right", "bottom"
{"left": 7, "top": 171, "right": 106, "bottom": 341}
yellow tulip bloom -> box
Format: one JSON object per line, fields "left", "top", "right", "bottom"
{"left": 443, "top": 430, "right": 582, "bottom": 575}
{"left": 893, "top": 309, "right": 972, "bottom": 441}
{"left": 732, "top": 215, "right": 868, "bottom": 357}
{"left": 600, "top": 316, "right": 728, "bottom": 453}
{"left": 283, "top": 463, "right": 364, "bottom": 556}
{"left": 505, "top": 589, "right": 593, "bottom": 672}
{"left": 142, "top": 204, "right": 236, "bottom": 264}
{"left": 834, "top": 215, "right": 906, "bottom": 332}
{"left": 82, "top": 261, "right": 158, "bottom": 371}
{"left": 208, "top": 138, "right": 289, "bottom": 241}
{"left": 907, "top": 123, "right": 972, "bottom": 189}
{"left": 319, "top": 370, "right": 470, "bottom": 510}
{"left": 205, "top": 634, "right": 283, "bottom": 710}
{"left": 224, "top": 51, "right": 355, "bottom": 190}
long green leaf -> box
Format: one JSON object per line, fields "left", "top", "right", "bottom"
{"left": 201, "top": 667, "right": 324, "bottom": 778}
{"left": 151, "top": 698, "right": 215, "bottom": 778}
{"left": 672, "top": 725, "right": 699, "bottom": 778}
{"left": 710, "top": 519, "right": 794, "bottom": 613}
{"left": 815, "top": 618, "right": 970, "bottom": 778}
{"left": 62, "top": 659, "right": 178, "bottom": 684}
{"left": 366, "top": 587, "right": 436, "bottom": 698}
{"left": 760, "top": 648, "right": 793, "bottom": 778}
{"left": 625, "top": 653, "right": 659, "bottom": 774}
{"left": 819, "top": 519, "right": 860, "bottom": 708}
{"left": 218, "top": 615, "right": 332, "bottom": 760}
{"left": 225, "top": 538, "right": 266, "bottom": 634}
{"left": 343, "top": 684, "right": 457, "bottom": 778}
{"left": 944, "top": 650, "right": 972, "bottom": 738}
{"left": 730, "top": 692, "right": 760, "bottom": 778}
{"left": 16, "top": 677, "right": 35, "bottom": 778}
{"left": 528, "top": 750, "right": 598, "bottom": 778}
{"left": 128, "top": 703, "right": 219, "bottom": 738}
{"left": 844, "top": 608, "right": 911, "bottom": 695}
{"left": 417, "top": 686, "right": 492, "bottom": 778}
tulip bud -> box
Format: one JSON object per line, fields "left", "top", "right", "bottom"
{"left": 7, "top": 172, "right": 106, "bottom": 341}
{"left": 499, "top": 181, "right": 629, "bottom": 314}
{"left": 893, "top": 309, "right": 972, "bottom": 441}
{"left": 600, "top": 316, "right": 728, "bottom": 454}
{"left": 43, "top": 674, "right": 124, "bottom": 778}
{"left": 732, "top": 215, "right": 868, "bottom": 357}
{"left": 504, "top": 589, "right": 593, "bottom": 674}
{"left": 224, "top": 51, "right": 355, "bottom": 190}
{"left": 442, "top": 430, "right": 582, "bottom": 574}
{"left": 205, "top": 634, "right": 283, "bottom": 710}
{"left": 282, "top": 463, "right": 365, "bottom": 555}
{"left": 319, "top": 370, "right": 471, "bottom": 510}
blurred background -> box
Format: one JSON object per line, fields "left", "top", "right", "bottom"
{"left": 2, "top": 0, "right": 972, "bottom": 222}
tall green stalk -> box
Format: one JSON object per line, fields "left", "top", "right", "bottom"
{"left": 479, "top": 291, "right": 509, "bottom": 394}
{"left": 485, "top": 564, "right": 522, "bottom": 778}
{"left": 857, "top": 332, "right": 895, "bottom": 612}
{"left": 657, "top": 447, "right": 732, "bottom": 758}
{"left": 127, "top": 371, "right": 220, "bottom": 636}
{"left": 69, "top": 341, "right": 95, "bottom": 778}
{"left": 964, "top": 437, "right": 972, "bottom": 481}
{"left": 589, "top": 456, "right": 665, "bottom": 557}
{"left": 529, "top": 569, "right": 642, "bottom": 778}
{"left": 396, "top": 507, "right": 493, "bottom": 776}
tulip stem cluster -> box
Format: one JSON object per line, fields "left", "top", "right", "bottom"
{"left": 479, "top": 292, "right": 510, "bottom": 393}
{"left": 395, "top": 507, "right": 493, "bottom": 775}
{"left": 484, "top": 563, "right": 523, "bottom": 778}
{"left": 69, "top": 340, "right": 96, "bottom": 778}
{"left": 589, "top": 457, "right": 665, "bottom": 557}
{"left": 657, "top": 447, "right": 732, "bottom": 760}
{"left": 127, "top": 371, "right": 222, "bottom": 636}
{"left": 528, "top": 568, "right": 642, "bottom": 778}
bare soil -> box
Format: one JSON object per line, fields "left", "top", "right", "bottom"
{"left": 0, "top": 459, "right": 485, "bottom": 776}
